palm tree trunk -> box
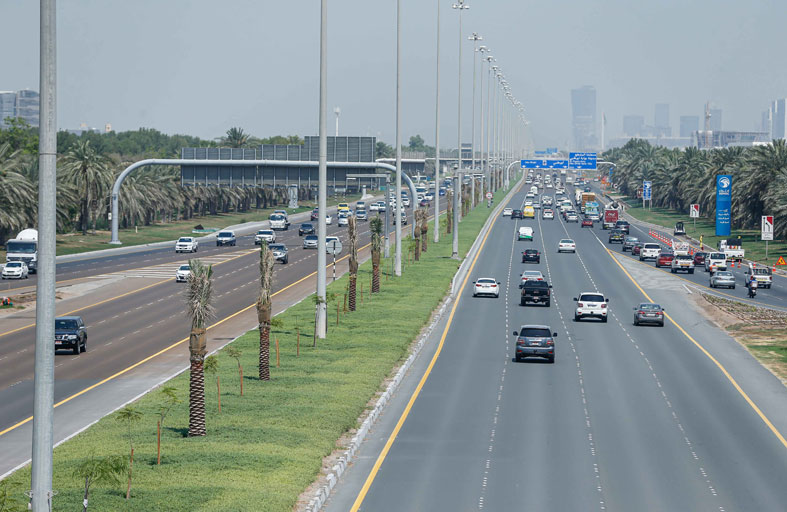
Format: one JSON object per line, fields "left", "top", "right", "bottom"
{"left": 80, "top": 198, "right": 88, "bottom": 235}
{"left": 372, "top": 251, "right": 380, "bottom": 293}
{"left": 258, "top": 304, "right": 271, "bottom": 380}
{"left": 188, "top": 328, "right": 207, "bottom": 437}
{"left": 349, "top": 275, "right": 357, "bottom": 311}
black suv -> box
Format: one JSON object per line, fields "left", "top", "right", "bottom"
{"left": 513, "top": 324, "right": 557, "bottom": 363}
{"left": 522, "top": 249, "right": 541, "bottom": 264}
{"left": 511, "top": 209, "right": 524, "bottom": 219}
{"left": 55, "top": 316, "right": 87, "bottom": 355}
{"left": 299, "top": 223, "right": 315, "bottom": 236}
{"left": 608, "top": 229, "right": 625, "bottom": 244}
{"left": 520, "top": 280, "right": 552, "bottom": 306}
{"left": 615, "top": 220, "right": 630, "bottom": 234}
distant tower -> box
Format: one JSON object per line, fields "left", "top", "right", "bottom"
{"left": 334, "top": 106, "right": 341, "bottom": 137}
{"left": 105, "top": 123, "right": 112, "bottom": 133}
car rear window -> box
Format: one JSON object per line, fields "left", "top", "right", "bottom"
{"left": 644, "top": 244, "right": 660, "bottom": 249}
{"left": 519, "top": 327, "right": 552, "bottom": 337}
{"left": 560, "top": 239, "right": 574, "bottom": 244}
{"left": 525, "top": 249, "right": 539, "bottom": 254}
{"left": 525, "top": 281, "right": 549, "bottom": 289}
{"left": 580, "top": 294, "right": 604, "bottom": 302}
{"left": 477, "top": 278, "right": 496, "bottom": 284}
{"left": 676, "top": 255, "right": 692, "bottom": 260}
{"left": 639, "top": 303, "right": 661, "bottom": 310}
{"left": 710, "top": 253, "right": 726, "bottom": 259}
{"left": 715, "top": 271, "right": 733, "bottom": 277}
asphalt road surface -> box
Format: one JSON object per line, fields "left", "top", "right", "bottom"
{"left": 327, "top": 179, "right": 787, "bottom": 511}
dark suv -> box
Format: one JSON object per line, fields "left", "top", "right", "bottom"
{"left": 608, "top": 229, "right": 625, "bottom": 244}
{"left": 299, "top": 223, "right": 315, "bottom": 236}
{"left": 522, "top": 249, "right": 541, "bottom": 264}
{"left": 615, "top": 220, "right": 630, "bottom": 234}
{"left": 520, "top": 280, "right": 552, "bottom": 307}
{"left": 622, "top": 236, "right": 639, "bottom": 252}
{"left": 511, "top": 209, "right": 524, "bottom": 219}
{"left": 55, "top": 316, "right": 87, "bottom": 355}
{"left": 513, "top": 324, "right": 557, "bottom": 363}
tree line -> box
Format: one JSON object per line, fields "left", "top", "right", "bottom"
{"left": 604, "top": 138, "right": 787, "bottom": 239}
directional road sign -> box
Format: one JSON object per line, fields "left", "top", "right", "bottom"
{"left": 521, "top": 159, "right": 568, "bottom": 169}
{"left": 762, "top": 215, "right": 774, "bottom": 241}
{"left": 690, "top": 204, "right": 699, "bottom": 218}
{"left": 569, "top": 152, "right": 597, "bottom": 170}
{"left": 546, "top": 147, "right": 558, "bottom": 154}
{"left": 642, "top": 180, "right": 652, "bottom": 200}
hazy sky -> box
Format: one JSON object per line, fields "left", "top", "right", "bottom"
{"left": 2, "top": 0, "right": 785, "bottom": 149}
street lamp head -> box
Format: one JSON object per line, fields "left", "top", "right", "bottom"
{"left": 468, "top": 33, "right": 483, "bottom": 41}
{"left": 452, "top": 2, "right": 470, "bottom": 9}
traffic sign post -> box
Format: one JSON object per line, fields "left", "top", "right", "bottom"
{"left": 690, "top": 204, "right": 699, "bottom": 230}
{"left": 642, "top": 180, "right": 652, "bottom": 209}
{"left": 762, "top": 215, "right": 774, "bottom": 260}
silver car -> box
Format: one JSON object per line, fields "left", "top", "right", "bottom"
{"left": 633, "top": 303, "right": 665, "bottom": 327}
{"left": 709, "top": 270, "right": 736, "bottom": 289}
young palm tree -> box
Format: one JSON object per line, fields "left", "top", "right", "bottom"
{"left": 257, "top": 242, "right": 275, "bottom": 380}
{"left": 413, "top": 211, "right": 421, "bottom": 262}
{"left": 60, "top": 140, "right": 112, "bottom": 235}
{"left": 114, "top": 406, "right": 142, "bottom": 500}
{"left": 420, "top": 207, "right": 428, "bottom": 253}
{"left": 446, "top": 191, "right": 453, "bottom": 234}
{"left": 184, "top": 259, "right": 214, "bottom": 437}
{"left": 370, "top": 216, "right": 383, "bottom": 293}
{"left": 348, "top": 216, "right": 358, "bottom": 311}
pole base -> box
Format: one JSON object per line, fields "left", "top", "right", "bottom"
{"left": 109, "top": 240, "right": 122, "bottom": 245}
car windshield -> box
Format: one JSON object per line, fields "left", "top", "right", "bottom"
{"left": 477, "top": 278, "right": 496, "bottom": 284}
{"left": 6, "top": 241, "right": 36, "bottom": 253}
{"left": 639, "top": 303, "right": 661, "bottom": 311}
{"left": 178, "top": 238, "right": 192, "bottom": 243}
{"left": 259, "top": 230, "right": 272, "bottom": 235}
{"left": 305, "top": 235, "right": 318, "bottom": 241}
{"left": 271, "top": 214, "right": 284, "bottom": 220}
{"left": 218, "top": 232, "right": 232, "bottom": 237}
{"left": 5, "top": 262, "right": 22, "bottom": 268}
{"left": 55, "top": 319, "right": 78, "bottom": 329}
{"left": 269, "top": 244, "right": 285, "bottom": 251}
{"left": 519, "top": 327, "right": 552, "bottom": 338}
{"left": 580, "top": 294, "right": 604, "bottom": 302}
{"left": 179, "top": 265, "right": 190, "bottom": 270}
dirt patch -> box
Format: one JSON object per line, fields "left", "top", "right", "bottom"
{"left": 696, "top": 293, "right": 787, "bottom": 385}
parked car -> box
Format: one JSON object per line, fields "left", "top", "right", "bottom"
{"left": 175, "top": 264, "right": 191, "bottom": 283}
{"left": 522, "top": 249, "right": 541, "bottom": 263}
{"left": 54, "top": 316, "right": 87, "bottom": 355}
{"left": 633, "top": 303, "right": 665, "bottom": 327}
{"left": 574, "top": 292, "right": 609, "bottom": 322}
{"left": 175, "top": 237, "right": 198, "bottom": 253}
{"left": 255, "top": 229, "right": 276, "bottom": 245}
{"left": 513, "top": 325, "right": 557, "bottom": 363}
{"left": 520, "top": 280, "right": 552, "bottom": 307}
{"left": 709, "top": 270, "right": 736, "bottom": 289}
{"left": 558, "top": 239, "right": 576, "bottom": 253}
{"left": 299, "top": 223, "right": 316, "bottom": 236}
{"left": 269, "top": 243, "right": 289, "bottom": 264}
{"left": 1, "top": 261, "right": 29, "bottom": 279}
{"left": 472, "top": 277, "right": 500, "bottom": 298}
{"left": 655, "top": 251, "right": 675, "bottom": 268}
{"left": 303, "top": 234, "right": 318, "bottom": 249}
{"left": 215, "top": 230, "right": 236, "bottom": 247}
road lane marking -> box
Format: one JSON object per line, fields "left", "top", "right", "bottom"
{"left": 604, "top": 245, "right": 787, "bottom": 451}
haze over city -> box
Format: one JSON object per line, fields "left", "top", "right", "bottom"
{"left": 2, "top": 0, "right": 785, "bottom": 149}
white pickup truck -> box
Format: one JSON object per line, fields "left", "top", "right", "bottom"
{"left": 175, "top": 237, "right": 198, "bottom": 253}
{"left": 704, "top": 252, "right": 727, "bottom": 272}
{"left": 746, "top": 264, "right": 773, "bottom": 289}
{"left": 718, "top": 239, "right": 745, "bottom": 260}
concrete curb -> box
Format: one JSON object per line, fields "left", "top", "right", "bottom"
{"left": 305, "top": 173, "right": 524, "bottom": 512}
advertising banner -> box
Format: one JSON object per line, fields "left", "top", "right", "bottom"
{"left": 715, "top": 175, "right": 732, "bottom": 236}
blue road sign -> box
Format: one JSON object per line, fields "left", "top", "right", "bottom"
{"left": 643, "top": 180, "right": 652, "bottom": 200}
{"left": 545, "top": 159, "right": 568, "bottom": 169}
{"left": 546, "top": 147, "right": 558, "bottom": 154}
{"left": 569, "top": 152, "right": 597, "bottom": 170}
{"left": 521, "top": 159, "right": 568, "bottom": 169}
{"left": 716, "top": 175, "right": 732, "bottom": 236}
{"left": 534, "top": 150, "right": 547, "bottom": 155}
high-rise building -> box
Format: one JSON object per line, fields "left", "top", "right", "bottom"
{"left": 15, "top": 89, "right": 40, "bottom": 127}
{"left": 709, "top": 108, "right": 722, "bottom": 132}
{"left": 771, "top": 99, "right": 786, "bottom": 140}
{"left": 623, "top": 115, "right": 645, "bottom": 137}
{"left": 571, "top": 85, "right": 597, "bottom": 151}
{"left": 654, "top": 103, "right": 671, "bottom": 136}
{"left": 680, "top": 116, "right": 699, "bottom": 138}
{"left": 0, "top": 91, "right": 16, "bottom": 128}
{"left": 762, "top": 110, "right": 771, "bottom": 136}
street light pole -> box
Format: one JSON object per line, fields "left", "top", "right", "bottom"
{"left": 433, "top": 0, "right": 441, "bottom": 244}
{"left": 394, "top": 0, "right": 403, "bottom": 277}
{"left": 452, "top": 0, "right": 468, "bottom": 222}
{"left": 478, "top": 46, "right": 487, "bottom": 199}
{"left": 316, "top": 0, "right": 328, "bottom": 338}
{"left": 486, "top": 61, "right": 495, "bottom": 193}
{"left": 31, "top": 0, "right": 57, "bottom": 509}
{"left": 468, "top": 32, "right": 482, "bottom": 208}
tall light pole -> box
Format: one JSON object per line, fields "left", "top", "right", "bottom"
{"left": 452, "top": 0, "right": 468, "bottom": 226}
{"left": 478, "top": 46, "right": 487, "bottom": 199}
{"left": 394, "top": 0, "right": 403, "bottom": 276}
{"left": 486, "top": 61, "right": 496, "bottom": 194}
{"left": 334, "top": 106, "right": 341, "bottom": 137}
{"left": 316, "top": 0, "right": 328, "bottom": 338}
{"left": 468, "top": 32, "right": 482, "bottom": 208}
{"left": 31, "top": 0, "right": 57, "bottom": 509}
{"left": 433, "top": 0, "right": 441, "bottom": 244}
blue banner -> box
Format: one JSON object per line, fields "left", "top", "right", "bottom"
{"left": 716, "top": 175, "right": 732, "bottom": 236}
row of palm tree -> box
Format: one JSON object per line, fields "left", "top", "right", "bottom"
{"left": 605, "top": 139, "right": 787, "bottom": 238}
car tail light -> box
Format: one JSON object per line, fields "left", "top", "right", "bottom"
{"left": 601, "top": 304, "right": 607, "bottom": 309}
{"left": 546, "top": 339, "right": 554, "bottom": 346}
{"left": 656, "top": 311, "right": 662, "bottom": 315}
{"left": 639, "top": 310, "right": 646, "bottom": 314}
{"left": 491, "top": 284, "right": 497, "bottom": 287}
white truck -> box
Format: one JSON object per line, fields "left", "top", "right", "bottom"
{"left": 718, "top": 239, "right": 745, "bottom": 260}
{"left": 673, "top": 242, "right": 690, "bottom": 256}
{"left": 746, "top": 264, "right": 773, "bottom": 289}
{"left": 5, "top": 229, "right": 38, "bottom": 273}
{"left": 269, "top": 213, "right": 289, "bottom": 230}
{"left": 175, "top": 237, "right": 199, "bottom": 253}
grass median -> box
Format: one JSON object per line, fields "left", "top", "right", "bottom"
{"left": 617, "top": 195, "right": 787, "bottom": 264}
{"left": 1, "top": 182, "right": 519, "bottom": 511}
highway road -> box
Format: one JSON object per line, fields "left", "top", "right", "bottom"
{"left": 0, "top": 197, "right": 439, "bottom": 463}
{"left": 326, "top": 179, "right": 787, "bottom": 511}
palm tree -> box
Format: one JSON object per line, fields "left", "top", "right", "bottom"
{"left": 0, "top": 143, "right": 37, "bottom": 241}
{"left": 184, "top": 259, "right": 214, "bottom": 437}
{"left": 446, "top": 191, "right": 453, "bottom": 234}
{"left": 413, "top": 211, "right": 421, "bottom": 262}
{"left": 420, "top": 207, "right": 428, "bottom": 253}
{"left": 220, "top": 127, "right": 252, "bottom": 148}
{"left": 348, "top": 216, "right": 358, "bottom": 311}
{"left": 76, "top": 455, "right": 127, "bottom": 512}
{"left": 370, "top": 216, "right": 383, "bottom": 293}
{"left": 114, "top": 406, "right": 142, "bottom": 500}
{"left": 257, "top": 242, "right": 274, "bottom": 380}
{"left": 60, "top": 140, "right": 112, "bottom": 235}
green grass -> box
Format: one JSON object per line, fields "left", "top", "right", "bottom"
{"left": 618, "top": 196, "right": 787, "bottom": 264}
{"left": 0, "top": 183, "right": 517, "bottom": 511}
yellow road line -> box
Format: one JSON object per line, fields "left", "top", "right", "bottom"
{"left": 349, "top": 198, "right": 505, "bottom": 511}
{"left": 605, "top": 247, "right": 787, "bottom": 450}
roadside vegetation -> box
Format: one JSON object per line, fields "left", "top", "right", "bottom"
{"left": 0, "top": 182, "right": 518, "bottom": 511}
{"left": 605, "top": 138, "right": 787, "bottom": 260}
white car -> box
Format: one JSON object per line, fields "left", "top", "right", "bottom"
{"left": 338, "top": 212, "right": 350, "bottom": 227}
{"left": 175, "top": 237, "right": 198, "bottom": 253}
{"left": 520, "top": 270, "right": 545, "bottom": 286}
{"left": 503, "top": 207, "right": 513, "bottom": 217}
{"left": 1, "top": 261, "right": 29, "bottom": 279}
{"left": 255, "top": 229, "right": 276, "bottom": 245}
{"left": 270, "top": 213, "right": 288, "bottom": 230}
{"left": 175, "top": 264, "right": 191, "bottom": 283}
{"left": 325, "top": 214, "right": 333, "bottom": 225}
{"left": 542, "top": 209, "right": 554, "bottom": 220}
{"left": 473, "top": 277, "right": 500, "bottom": 298}
{"left": 369, "top": 202, "right": 380, "bottom": 212}
{"left": 574, "top": 292, "right": 609, "bottom": 322}
{"left": 639, "top": 243, "right": 662, "bottom": 261}
{"left": 558, "top": 239, "right": 576, "bottom": 253}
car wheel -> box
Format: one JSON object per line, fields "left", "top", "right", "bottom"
{"left": 73, "top": 344, "right": 80, "bottom": 355}
{"left": 574, "top": 314, "right": 580, "bottom": 322}
{"left": 731, "top": 285, "right": 735, "bottom": 289}
{"left": 689, "top": 269, "right": 694, "bottom": 274}
{"left": 602, "top": 316, "right": 608, "bottom": 323}
{"left": 81, "top": 337, "right": 87, "bottom": 353}
{"left": 515, "top": 354, "right": 521, "bottom": 363}
{"left": 671, "top": 269, "right": 676, "bottom": 273}
{"left": 634, "top": 318, "right": 639, "bottom": 326}
{"left": 639, "top": 257, "right": 643, "bottom": 261}
{"left": 548, "top": 355, "right": 555, "bottom": 364}
{"left": 545, "top": 301, "right": 551, "bottom": 307}
{"left": 520, "top": 299, "right": 525, "bottom": 306}
{"left": 283, "top": 257, "right": 289, "bottom": 264}
{"left": 710, "top": 283, "right": 715, "bottom": 288}
{"left": 659, "top": 321, "right": 664, "bottom": 327}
